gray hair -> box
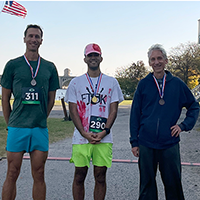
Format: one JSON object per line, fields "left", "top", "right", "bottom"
{"left": 147, "top": 44, "right": 167, "bottom": 61}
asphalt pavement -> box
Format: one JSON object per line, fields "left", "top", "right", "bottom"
{"left": 0, "top": 105, "right": 200, "bottom": 200}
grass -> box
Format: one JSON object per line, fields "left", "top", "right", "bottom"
{"left": 0, "top": 118, "right": 7, "bottom": 158}
{"left": 0, "top": 116, "right": 74, "bottom": 158}
{"left": 196, "top": 127, "right": 200, "bottom": 132}
{"left": 47, "top": 118, "right": 74, "bottom": 143}
{"left": 119, "top": 100, "right": 132, "bottom": 105}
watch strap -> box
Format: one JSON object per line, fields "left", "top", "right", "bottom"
{"left": 104, "top": 128, "right": 110, "bottom": 135}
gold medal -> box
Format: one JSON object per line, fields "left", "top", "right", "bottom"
{"left": 86, "top": 73, "right": 103, "bottom": 105}
{"left": 92, "top": 96, "right": 97, "bottom": 103}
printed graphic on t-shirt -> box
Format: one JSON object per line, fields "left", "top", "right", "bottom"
{"left": 77, "top": 100, "right": 89, "bottom": 132}
{"left": 83, "top": 86, "right": 107, "bottom": 105}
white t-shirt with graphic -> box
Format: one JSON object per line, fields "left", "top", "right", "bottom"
{"left": 65, "top": 73, "right": 124, "bottom": 144}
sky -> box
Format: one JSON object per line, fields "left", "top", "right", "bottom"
{"left": 0, "top": 1, "right": 200, "bottom": 78}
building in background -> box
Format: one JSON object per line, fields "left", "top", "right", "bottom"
{"left": 59, "top": 68, "right": 75, "bottom": 89}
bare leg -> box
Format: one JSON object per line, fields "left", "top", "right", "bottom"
{"left": 2, "top": 151, "right": 24, "bottom": 200}
{"left": 72, "top": 166, "right": 88, "bottom": 200}
{"left": 30, "top": 150, "right": 48, "bottom": 200}
{"left": 94, "top": 166, "right": 107, "bottom": 200}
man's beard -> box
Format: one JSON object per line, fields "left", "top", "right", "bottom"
{"left": 88, "top": 65, "right": 99, "bottom": 71}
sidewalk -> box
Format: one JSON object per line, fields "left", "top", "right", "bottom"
{"left": 0, "top": 105, "right": 200, "bottom": 199}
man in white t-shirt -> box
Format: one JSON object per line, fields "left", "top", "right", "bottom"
{"left": 65, "top": 43, "right": 124, "bottom": 200}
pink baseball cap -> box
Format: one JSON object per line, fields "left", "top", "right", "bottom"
{"left": 84, "top": 43, "right": 102, "bottom": 56}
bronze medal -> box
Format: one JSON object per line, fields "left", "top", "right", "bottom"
{"left": 159, "top": 98, "right": 165, "bottom": 105}
{"left": 92, "top": 96, "right": 97, "bottom": 103}
{"left": 153, "top": 74, "right": 167, "bottom": 106}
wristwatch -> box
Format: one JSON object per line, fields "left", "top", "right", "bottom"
{"left": 104, "top": 128, "right": 110, "bottom": 135}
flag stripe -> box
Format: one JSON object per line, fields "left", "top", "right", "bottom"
{"left": 2, "top": 6, "right": 27, "bottom": 14}
{"left": 1, "top": 1, "right": 27, "bottom": 18}
{"left": 2, "top": 9, "right": 25, "bottom": 17}
{"left": 11, "top": 1, "right": 26, "bottom": 10}
{"left": 2, "top": 8, "right": 27, "bottom": 15}
{"left": 4, "top": 3, "right": 26, "bottom": 12}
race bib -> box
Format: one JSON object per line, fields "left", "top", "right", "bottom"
{"left": 22, "top": 87, "right": 41, "bottom": 104}
{"left": 89, "top": 116, "right": 107, "bottom": 133}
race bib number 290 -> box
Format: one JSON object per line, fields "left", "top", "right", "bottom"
{"left": 89, "top": 116, "right": 107, "bottom": 133}
{"left": 22, "top": 87, "right": 40, "bottom": 104}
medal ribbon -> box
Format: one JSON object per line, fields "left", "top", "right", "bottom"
{"left": 153, "top": 73, "right": 166, "bottom": 99}
{"left": 85, "top": 73, "right": 103, "bottom": 96}
{"left": 23, "top": 55, "right": 41, "bottom": 79}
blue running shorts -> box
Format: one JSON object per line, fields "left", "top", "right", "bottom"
{"left": 7, "top": 127, "right": 49, "bottom": 153}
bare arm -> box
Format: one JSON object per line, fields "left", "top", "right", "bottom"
{"left": 96, "top": 101, "right": 119, "bottom": 141}
{"left": 2, "top": 87, "right": 12, "bottom": 125}
{"left": 47, "top": 91, "right": 56, "bottom": 117}
{"left": 69, "top": 102, "right": 99, "bottom": 144}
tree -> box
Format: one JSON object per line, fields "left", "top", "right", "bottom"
{"left": 166, "top": 42, "right": 200, "bottom": 89}
{"left": 115, "top": 61, "right": 148, "bottom": 99}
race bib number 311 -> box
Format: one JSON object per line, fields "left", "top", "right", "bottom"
{"left": 89, "top": 116, "right": 107, "bottom": 133}
{"left": 22, "top": 87, "right": 41, "bottom": 104}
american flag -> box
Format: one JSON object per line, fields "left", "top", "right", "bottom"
{"left": 2, "top": 1, "right": 27, "bottom": 18}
